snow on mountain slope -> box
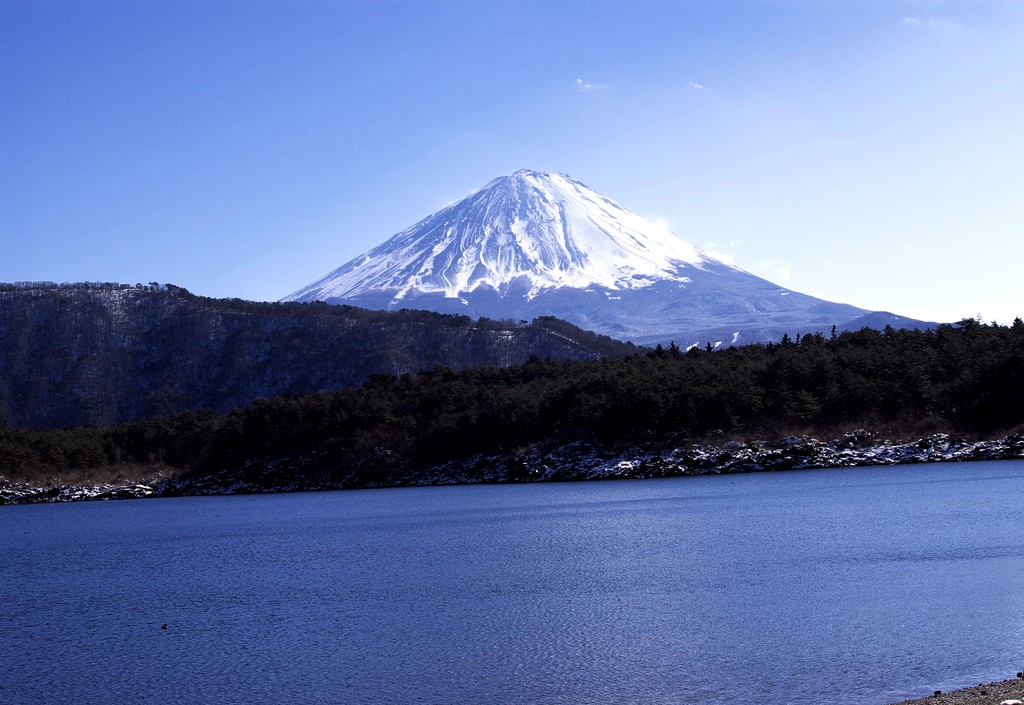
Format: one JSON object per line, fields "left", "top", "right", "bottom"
{"left": 284, "top": 170, "right": 721, "bottom": 303}
{"left": 284, "top": 170, "right": 933, "bottom": 345}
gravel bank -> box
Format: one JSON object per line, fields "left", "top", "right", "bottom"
{"left": 3, "top": 431, "right": 1023, "bottom": 505}
{"left": 890, "top": 678, "right": 1024, "bottom": 705}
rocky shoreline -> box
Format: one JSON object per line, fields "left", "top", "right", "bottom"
{"left": 890, "top": 676, "right": 1024, "bottom": 705}
{"left": 3, "top": 430, "right": 1023, "bottom": 506}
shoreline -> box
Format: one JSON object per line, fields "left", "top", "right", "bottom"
{"left": 2, "top": 430, "right": 1022, "bottom": 505}
{"left": 890, "top": 677, "right": 1024, "bottom": 705}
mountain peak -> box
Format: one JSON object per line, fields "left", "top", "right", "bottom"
{"left": 508, "top": 168, "right": 558, "bottom": 180}
{"left": 285, "top": 170, "right": 715, "bottom": 304}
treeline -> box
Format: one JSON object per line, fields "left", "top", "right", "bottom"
{"left": 2, "top": 318, "right": 1023, "bottom": 484}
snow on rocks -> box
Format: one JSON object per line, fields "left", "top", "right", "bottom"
{"left": 2, "top": 433, "right": 1023, "bottom": 504}
{"left": 402, "top": 432, "right": 1024, "bottom": 485}
{"left": 0, "top": 478, "right": 154, "bottom": 504}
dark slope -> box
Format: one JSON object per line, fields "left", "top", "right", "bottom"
{"left": 0, "top": 282, "right": 635, "bottom": 428}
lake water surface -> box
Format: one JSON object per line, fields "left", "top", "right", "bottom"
{"left": 3, "top": 460, "right": 1023, "bottom": 705}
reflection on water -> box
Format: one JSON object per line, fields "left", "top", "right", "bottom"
{"left": 2, "top": 460, "right": 1023, "bottom": 705}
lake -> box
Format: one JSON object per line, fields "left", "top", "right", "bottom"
{"left": 2, "top": 460, "right": 1023, "bottom": 705}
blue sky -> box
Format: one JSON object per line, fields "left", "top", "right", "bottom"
{"left": 3, "top": 0, "right": 1022, "bottom": 324}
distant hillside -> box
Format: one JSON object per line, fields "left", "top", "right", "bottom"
{"left": 0, "top": 282, "right": 636, "bottom": 428}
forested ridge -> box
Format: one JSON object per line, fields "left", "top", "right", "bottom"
{"left": 0, "top": 282, "right": 634, "bottom": 428}
{"left": 2, "top": 317, "right": 1022, "bottom": 486}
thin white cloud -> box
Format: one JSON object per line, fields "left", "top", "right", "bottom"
{"left": 687, "top": 82, "right": 705, "bottom": 89}
{"left": 704, "top": 240, "right": 740, "bottom": 265}
{"left": 575, "top": 77, "right": 608, "bottom": 92}
{"left": 902, "top": 16, "right": 962, "bottom": 32}
{"left": 758, "top": 260, "right": 792, "bottom": 283}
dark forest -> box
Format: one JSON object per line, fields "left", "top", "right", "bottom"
{"left": 3, "top": 317, "right": 1022, "bottom": 485}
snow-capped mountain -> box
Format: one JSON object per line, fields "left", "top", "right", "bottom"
{"left": 284, "top": 170, "right": 930, "bottom": 346}
{"left": 290, "top": 170, "right": 709, "bottom": 301}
